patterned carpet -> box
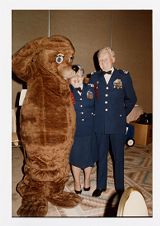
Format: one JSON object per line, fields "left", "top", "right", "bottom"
{"left": 12, "top": 143, "right": 152, "bottom": 217}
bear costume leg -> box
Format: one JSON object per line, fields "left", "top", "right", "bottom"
{"left": 17, "top": 177, "right": 81, "bottom": 216}
{"left": 16, "top": 144, "right": 81, "bottom": 216}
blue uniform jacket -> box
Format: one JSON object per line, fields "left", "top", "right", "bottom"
{"left": 89, "top": 68, "right": 137, "bottom": 134}
{"left": 70, "top": 84, "right": 95, "bottom": 137}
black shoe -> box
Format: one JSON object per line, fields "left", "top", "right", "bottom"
{"left": 83, "top": 187, "right": 90, "bottom": 191}
{"left": 92, "top": 188, "right": 105, "bottom": 197}
{"left": 75, "top": 189, "right": 82, "bottom": 194}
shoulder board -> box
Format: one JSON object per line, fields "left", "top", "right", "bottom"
{"left": 117, "top": 68, "right": 129, "bottom": 75}
{"left": 91, "top": 71, "right": 96, "bottom": 75}
{"left": 91, "top": 70, "right": 102, "bottom": 75}
{"left": 123, "top": 69, "right": 129, "bottom": 74}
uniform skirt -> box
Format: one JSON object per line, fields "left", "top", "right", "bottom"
{"left": 69, "top": 134, "right": 97, "bottom": 169}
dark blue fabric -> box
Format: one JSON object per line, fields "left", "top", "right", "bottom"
{"left": 89, "top": 68, "right": 137, "bottom": 191}
{"left": 70, "top": 84, "right": 95, "bottom": 137}
{"left": 89, "top": 69, "right": 137, "bottom": 134}
{"left": 69, "top": 84, "right": 97, "bottom": 169}
{"left": 69, "top": 135, "right": 97, "bottom": 169}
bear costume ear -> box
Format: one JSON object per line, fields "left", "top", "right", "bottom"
{"left": 12, "top": 37, "right": 46, "bottom": 82}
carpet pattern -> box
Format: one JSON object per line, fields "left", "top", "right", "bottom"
{"left": 12, "top": 143, "right": 152, "bottom": 217}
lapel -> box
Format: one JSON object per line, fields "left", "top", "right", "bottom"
{"left": 81, "top": 84, "right": 86, "bottom": 98}
{"left": 82, "top": 84, "right": 92, "bottom": 100}
{"left": 98, "top": 72, "right": 106, "bottom": 90}
{"left": 70, "top": 85, "right": 79, "bottom": 99}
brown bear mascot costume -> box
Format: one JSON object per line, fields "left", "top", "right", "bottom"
{"left": 12, "top": 35, "right": 81, "bottom": 216}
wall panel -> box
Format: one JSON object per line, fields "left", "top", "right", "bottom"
{"left": 12, "top": 10, "right": 152, "bottom": 112}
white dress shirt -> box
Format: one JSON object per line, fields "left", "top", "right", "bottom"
{"left": 104, "top": 67, "right": 114, "bottom": 84}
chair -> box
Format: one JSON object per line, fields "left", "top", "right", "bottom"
{"left": 12, "top": 89, "right": 27, "bottom": 147}
{"left": 117, "top": 187, "right": 148, "bottom": 216}
{"left": 12, "top": 109, "right": 19, "bottom": 147}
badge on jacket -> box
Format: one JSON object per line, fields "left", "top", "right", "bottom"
{"left": 87, "top": 90, "right": 94, "bottom": 99}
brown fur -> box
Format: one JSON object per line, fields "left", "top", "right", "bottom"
{"left": 12, "top": 35, "right": 81, "bottom": 217}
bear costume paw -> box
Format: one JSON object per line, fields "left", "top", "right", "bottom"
{"left": 17, "top": 196, "right": 48, "bottom": 217}
{"left": 48, "top": 191, "right": 82, "bottom": 208}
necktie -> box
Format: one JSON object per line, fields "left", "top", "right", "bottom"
{"left": 103, "top": 70, "right": 112, "bottom": 74}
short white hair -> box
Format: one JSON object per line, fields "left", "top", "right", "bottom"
{"left": 98, "top": 47, "right": 115, "bottom": 61}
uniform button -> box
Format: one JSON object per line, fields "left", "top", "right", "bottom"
{"left": 106, "top": 87, "right": 109, "bottom": 90}
{"left": 81, "top": 112, "right": 84, "bottom": 114}
{"left": 105, "top": 94, "right": 108, "bottom": 97}
{"left": 105, "top": 101, "right": 108, "bottom": 104}
{"left": 81, "top": 119, "right": 85, "bottom": 121}
{"left": 105, "top": 109, "right": 108, "bottom": 111}
{"left": 80, "top": 105, "right": 83, "bottom": 107}
{"left": 80, "top": 98, "right": 82, "bottom": 100}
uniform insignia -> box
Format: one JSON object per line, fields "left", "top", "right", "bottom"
{"left": 91, "top": 71, "right": 96, "bottom": 75}
{"left": 123, "top": 69, "right": 128, "bottom": 74}
{"left": 87, "top": 90, "right": 94, "bottom": 99}
{"left": 113, "top": 79, "right": 122, "bottom": 89}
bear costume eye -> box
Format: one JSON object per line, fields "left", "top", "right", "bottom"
{"left": 56, "top": 54, "right": 64, "bottom": 64}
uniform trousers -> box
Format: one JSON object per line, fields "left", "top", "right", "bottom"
{"left": 96, "top": 133, "right": 125, "bottom": 192}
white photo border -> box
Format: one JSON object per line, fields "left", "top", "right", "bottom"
{"left": 1, "top": 0, "right": 160, "bottom": 226}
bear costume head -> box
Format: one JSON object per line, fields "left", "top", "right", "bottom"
{"left": 12, "top": 35, "right": 81, "bottom": 217}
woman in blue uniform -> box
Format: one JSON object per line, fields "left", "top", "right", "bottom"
{"left": 69, "top": 65, "right": 97, "bottom": 194}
